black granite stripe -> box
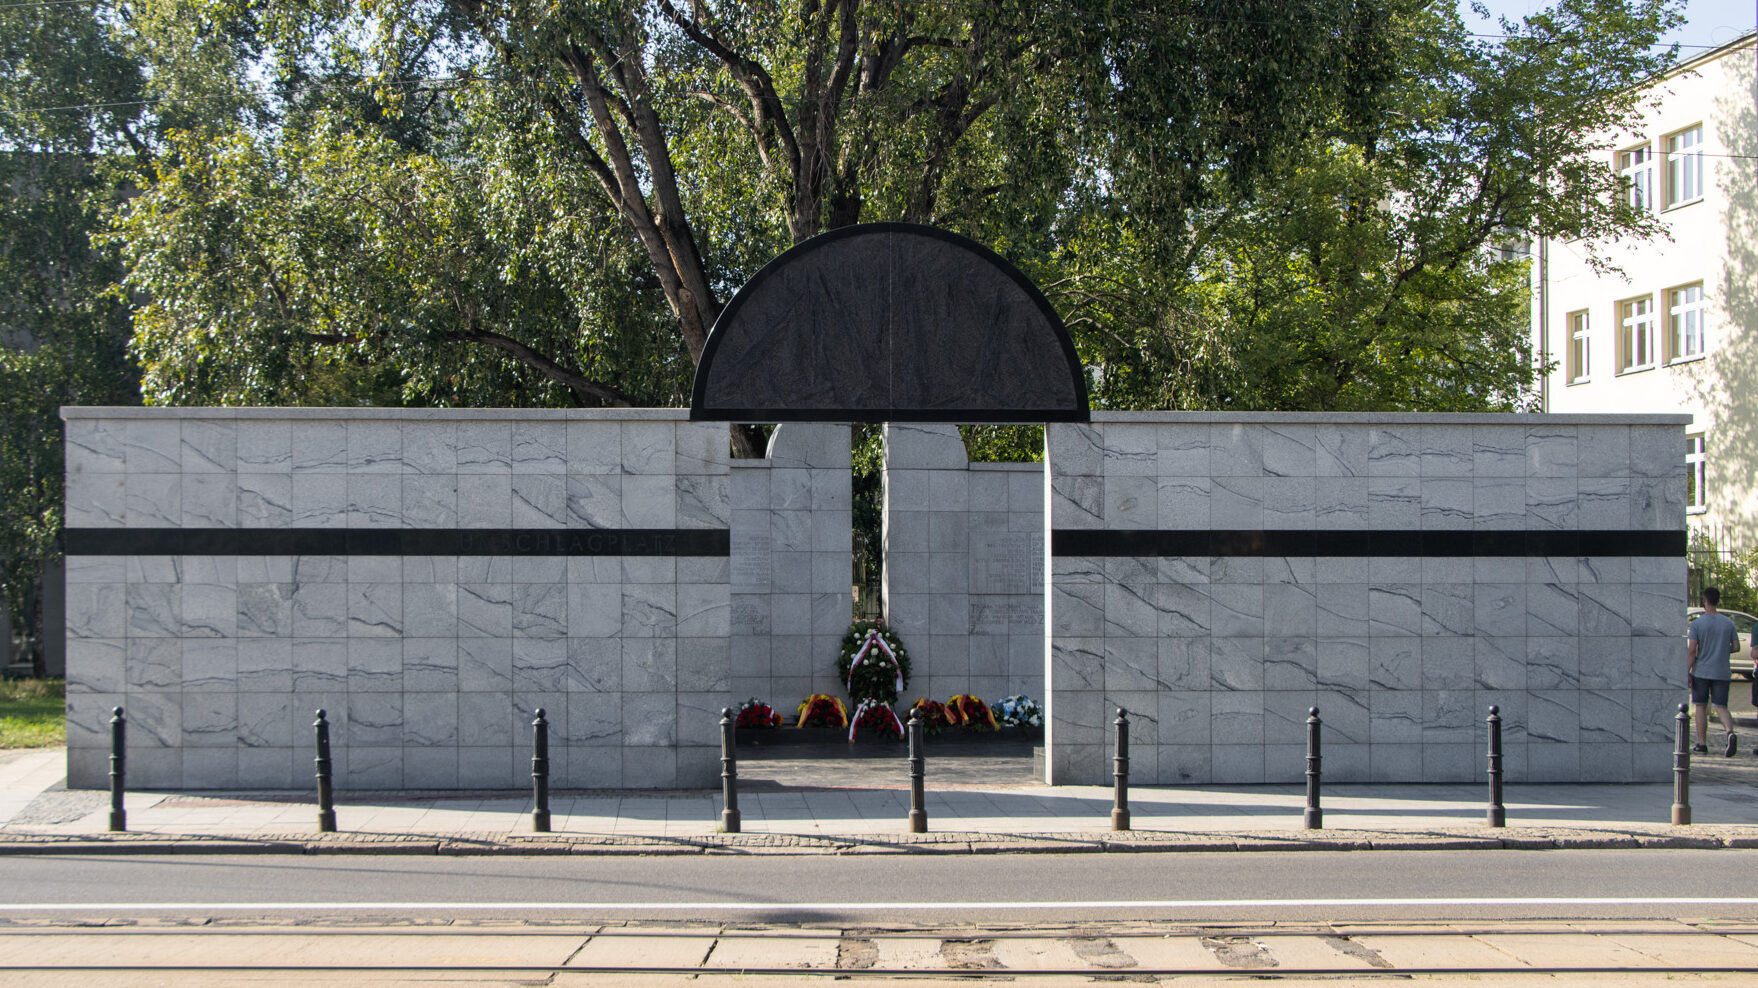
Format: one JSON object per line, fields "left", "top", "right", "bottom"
{"left": 64, "top": 527, "right": 730, "bottom": 557}
{"left": 1052, "top": 529, "right": 1686, "bottom": 558}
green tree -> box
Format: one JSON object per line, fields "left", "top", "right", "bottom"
{"left": 0, "top": 3, "right": 152, "bottom": 672}
{"left": 116, "top": 0, "right": 1390, "bottom": 451}
{"left": 1062, "top": 0, "right": 1682, "bottom": 413}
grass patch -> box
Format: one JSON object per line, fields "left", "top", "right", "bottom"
{"left": 0, "top": 678, "right": 65, "bottom": 748}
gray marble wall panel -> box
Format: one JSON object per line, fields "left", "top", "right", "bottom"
{"left": 1045, "top": 413, "right": 1689, "bottom": 786}
{"left": 727, "top": 423, "right": 852, "bottom": 714}
{"left": 62, "top": 408, "right": 731, "bottom": 790}
{"left": 882, "top": 424, "right": 1044, "bottom": 706}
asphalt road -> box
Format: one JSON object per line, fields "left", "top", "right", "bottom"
{"left": 5, "top": 850, "right": 1758, "bottom": 924}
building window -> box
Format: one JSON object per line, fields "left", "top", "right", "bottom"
{"left": 1617, "top": 295, "right": 1656, "bottom": 373}
{"left": 1619, "top": 144, "right": 1653, "bottom": 211}
{"left": 1664, "top": 125, "right": 1704, "bottom": 208}
{"left": 1566, "top": 309, "right": 1590, "bottom": 383}
{"left": 1687, "top": 433, "right": 1707, "bottom": 513}
{"left": 1667, "top": 282, "right": 1705, "bottom": 361}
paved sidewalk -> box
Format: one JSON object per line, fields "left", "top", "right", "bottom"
{"left": 3, "top": 746, "right": 1758, "bottom": 855}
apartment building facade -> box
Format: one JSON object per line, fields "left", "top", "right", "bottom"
{"left": 1535, "top": 33, "right": 1757, "bottom": 552}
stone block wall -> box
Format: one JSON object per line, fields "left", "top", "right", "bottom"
{"left": 61, "top": 407, "right": 733, "bottom": 790}
{"left": 882, "top": 424, "right": 1044, "bottom": 705}
{"left": 1045, "top": 413, "right": 1690, "bottom": 786}
{"left": 729, "top": 424, "right": 853, "bottom": 711}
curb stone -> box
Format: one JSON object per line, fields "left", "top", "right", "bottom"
{"left": 4, "top": 826, "right": 1758, "bottom": 856}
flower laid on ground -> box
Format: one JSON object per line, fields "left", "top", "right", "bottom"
{"left": 836, "top": 620, "right": 911, "bottom": 706}
{"left": 947, "top": 694, "right": 999, "bottom": 731}
{"left": 994, "top": 694, "right": 1043, "bottom": 728}
{"left": 908, "top": 698, "right": 954, "bottom": 736}
{"left": 735, "top": 698, "right": 782, "bottom": 729}
{"left": 796, "top": 693, "right": 849, "bottom": 729}
{"left": 848, "top": 699, "right": 904, "bottom": 741}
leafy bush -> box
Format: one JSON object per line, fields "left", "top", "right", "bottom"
{"left": 1690, "top": 531, "right": 1758, "bottom": 615}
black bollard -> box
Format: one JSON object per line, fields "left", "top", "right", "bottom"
{"left": 1112, "top": 708, "right": 1131, "bottom": 831}
{"left": 907, "top": 710, "right": 928, "bottom": 833}
{"left": 531, "top": 708, "right": 551, "bottom": 833}
{"left": 1672, "top": 702, "right": 1692, "bottom": 826}
{"left": 1485, "top": 705, "right": 1505, "bottom": 828}
{"left": 1304, "top": 707, "right": 1322, "bottom": 830}
{"left": 720, "top": 707, "right": 741, "bottom": 833}
{"left": 108, "top": 707, "right": 126, "bottom": 832}
{"left": 314, "top": 709, "right": 337, "bottom": 833}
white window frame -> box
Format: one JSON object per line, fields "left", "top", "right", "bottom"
{"left": 1618, "top": 144, "right": 1654, "bottom": 212}
{"left": 1667, "top": 282, "right": 1706, "bottom": 362}
{"left": 1617, "top": 295, "right": 1657, "bottom": 373}
{"left": 1664, "top": 125, "right": 1704, "bottom": 209}
{"left": 1687, "top": 433, "right": 1707, "bottom": 514}
{"left": 1566, "top": 309, "right": 1590, "bottom": 384}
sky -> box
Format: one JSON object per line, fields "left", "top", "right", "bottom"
{"left": 1461, "top": 0, "right": 1757, "bottom": 51}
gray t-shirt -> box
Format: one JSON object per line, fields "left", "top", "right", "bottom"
{"left": 1688, "top": 611, "right": 1739, "bottom": 681}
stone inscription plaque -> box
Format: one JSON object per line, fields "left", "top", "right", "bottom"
{"left": 969, "top": 597, "right": 1045, "bottom": 635}
{"left": 731, "top": 532, "right": 772, "bottom": 592}
{"left": 972, "top": 532, "right": 1044, "bottom": 596}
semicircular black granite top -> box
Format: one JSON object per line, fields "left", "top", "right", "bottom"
{"left": 690, "top": 223, "right": 1089, "bottom": 422}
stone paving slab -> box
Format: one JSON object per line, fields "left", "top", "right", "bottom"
{"left": 8, "top": 745, "right": 1758, "bottom": 856}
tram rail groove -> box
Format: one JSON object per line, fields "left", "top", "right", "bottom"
{"left": 0, "top": 920, "right": 1755, "bottom": 938}
{"left": 4, "top": 963, "right": 1758, "bottom": 978}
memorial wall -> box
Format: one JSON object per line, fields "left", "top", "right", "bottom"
{"left": 1044, "top": 412, "right": 1690, "bottom": 786}
{"left": 881, "top": 424, "right": 1044, "bottom": 704}
{"left": 61, "top": 407, "right": 736, "bottom": 790}
{"left": 61, "top": 405, "right": 1691, "bottom": 790}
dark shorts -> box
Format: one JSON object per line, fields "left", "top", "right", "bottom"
{"left": 1691, "top": 676, "right": 1731, "bottom": 707}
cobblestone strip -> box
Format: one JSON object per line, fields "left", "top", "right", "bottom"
{"left": 2, "top": 825, "right": 1758, "bottom": 855}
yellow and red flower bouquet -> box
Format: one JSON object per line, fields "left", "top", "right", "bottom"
{"left": 947, "top": 694, "right": 999, "bottom": 732}
{"left": 795, "top": 693, "right": 849, "bottom": 729}
{"left": 908, "top": 697, "right": 954, "bottom": 736}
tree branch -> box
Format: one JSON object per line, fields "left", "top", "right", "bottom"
{"left": 446, "top": 327, "right": 635, "bottom": 406}
{"left": 658, "top": 0, "right": 801, "bottom": 177}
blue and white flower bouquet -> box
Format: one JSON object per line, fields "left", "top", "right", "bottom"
{"left": 994, "top": 694, "right": 1043, "bottom": 728}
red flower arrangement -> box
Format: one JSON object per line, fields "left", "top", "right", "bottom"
{"left": 908, "top": 698, "right": 954, "bottom": 736}
{"left": 796, "top": 693, "right": 849, "bottom": 728}
{"left": 848, "top": 699, "right": 904, "bottom": 741}
{"left": 736, "top": 698, "right": 783, "bottom": 729}
{"left": 947, "top": 694, "right": 999, "bottom": 732}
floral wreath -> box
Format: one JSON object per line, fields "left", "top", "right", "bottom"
{"left": 994, "top": 694, "right": 1043, "bottom": 728}
{"left": 836, "top": 620, "right": 911, "bottom": 705}
{"left": 908, "top": 698, "right": 954, "bottom": 736}
{"left": 947, "top": 694, "right": 999, "bottom": 732}
{"left": 735, "top": 698, "right": 783, "bottom": 729}
{"left": 796, "top": 693, "right": 849, "bottom": 729}
{"left": 849, "top": 699, "right": 904, "bottom": 741}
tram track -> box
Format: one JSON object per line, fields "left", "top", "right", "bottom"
{"left": 2, "top": 918, "right": 1756, "bottom": 982}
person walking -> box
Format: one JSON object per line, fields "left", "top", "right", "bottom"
{"left": 1687, "top": 586, "right": 1740, "bottom": 756}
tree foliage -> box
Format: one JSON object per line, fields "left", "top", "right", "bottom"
{"left": 1066, "top": 0, "right": 1682, "bottom": 412}
{"left": 0, "top": 0, "right": 1689, "bottom": 655}
{"left": 115, "top": 0, "right": 1395, "bottom": 427}
{"left": 0, "top": 3, "right": 151, "bottom": 670}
